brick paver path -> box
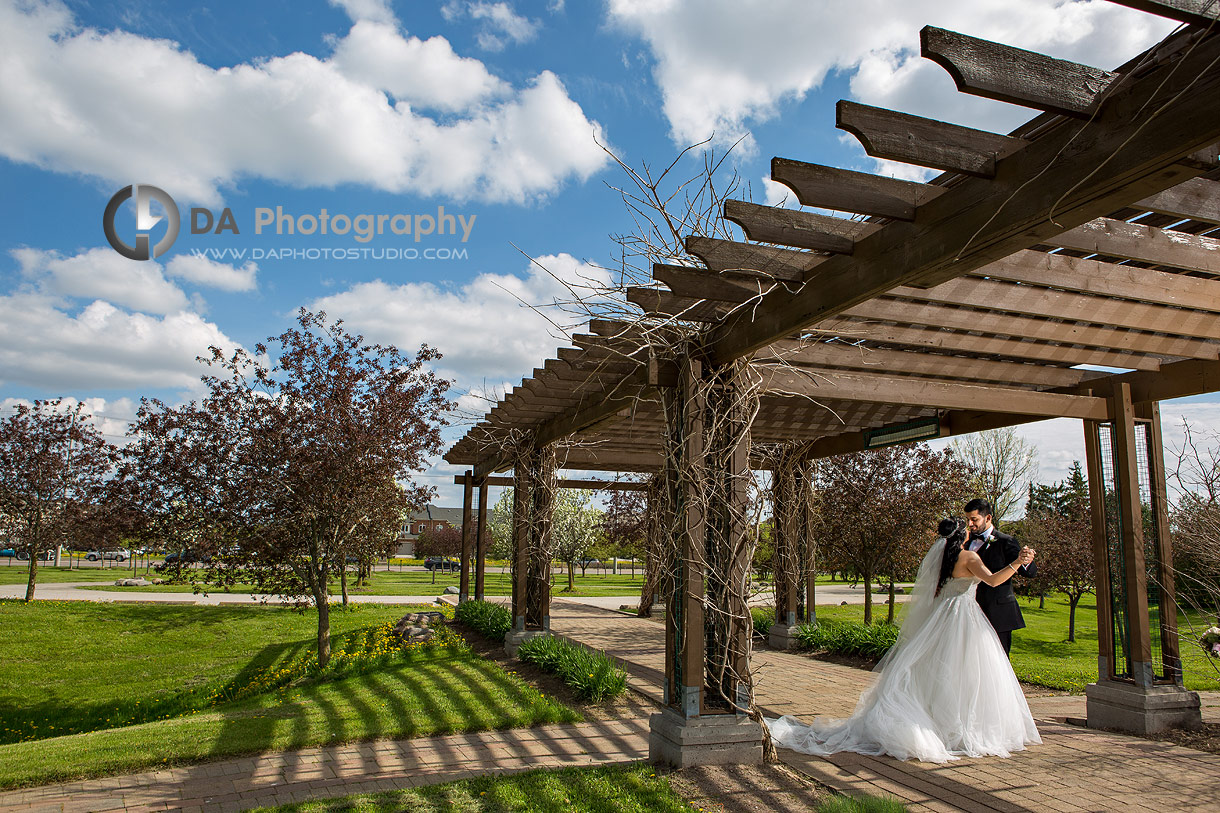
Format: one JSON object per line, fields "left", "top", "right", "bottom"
{"left": 0, "top": 718, "right": 648, "bottom": 813}
{"left": 5, "top": 597, "right": 1217, "bottom": 813}
{"left": 547, "top": 599, "right": 1220, "bottom": 813}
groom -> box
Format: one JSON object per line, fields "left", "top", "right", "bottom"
{"left": 964, "top": 498, "right": 1036, "bottom": 655}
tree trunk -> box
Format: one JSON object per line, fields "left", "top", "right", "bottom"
{"left": 862, "top": 564, "right": 873, "bottom": 625}
{"left": 1068, "top": 593, "right": 1080, "bottom": 643}
{"left": 887, "top": 577, "right": 895, "bottom": 625}
{"left": 24, "top": 555, "right": 38, "bottom": 602}
{"left": 567, "top": 560, "right": 575, "bottom": 592}
{"left": 315, "top": 588, "right": 331, "bottom": 669}
{"left": 340, "top": 566, "right": 349, "bottom": 606}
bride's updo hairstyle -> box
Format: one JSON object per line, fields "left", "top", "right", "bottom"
{"left": 936, "top": 517, "right": 968, "bottom": 595}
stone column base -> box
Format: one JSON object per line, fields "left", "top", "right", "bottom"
{"left": 768, "top": 623, "right": 802, "bottom": 650}
{"left": 504, "top": 628, "right": 549, "bottom": 657}
{"left": 1086, "top": 679, "right": 1202, "bottom": 735}
{"left": 649, "top": 707, "right": 764, "bottom": 768}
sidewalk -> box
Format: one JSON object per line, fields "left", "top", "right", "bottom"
{"left": 4, "top": 596, "right": 1217, "bottom": 813}
{"left": 547, "top": 599, "right": 1220, "bottom": 813}
{"left": 0, "top": 718, "right": 650, "bottom": 813}
{"left": 0, "top": 580, "right": 908, "bottom": 609}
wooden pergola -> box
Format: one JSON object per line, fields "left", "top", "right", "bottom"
{"left": 447, "top": 0, "right": 1220, "bottom": 764}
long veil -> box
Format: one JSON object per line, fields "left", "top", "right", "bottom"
{"left": 872, "top": 537, "right": 944, "bottom": 674}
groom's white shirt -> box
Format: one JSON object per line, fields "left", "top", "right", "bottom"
{"left": 969, "top": 527, "right": 993, "bottom": 552}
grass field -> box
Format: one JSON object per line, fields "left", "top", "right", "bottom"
{"left": 72, "top": 569, "right": 649, "bottom": 597}
{"left": 248, "top": 764, "right": 691, "bottom": 813}
{"left": 805, "top": 594, "right": 1220, "bottom": 693}
{"left": 244, "top": 763, "right": 904, "bottom": 813}
{"left": 0, "top": 601, "right": 579, "bottom": 789}
{"left": 0, "top": 566, "right": 136, "bottom": 583}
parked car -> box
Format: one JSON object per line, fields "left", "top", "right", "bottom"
{"left": 423, "top": 556, "right": 460, "bottom": 572}
{"left": 154, "top": 550, "right": 212, "bottom": 571}
{"left": 85, "top": 548, "right": 131, "bottom": 562}
{"left": 0, "top": 548, "right": 54, "bottom": 561}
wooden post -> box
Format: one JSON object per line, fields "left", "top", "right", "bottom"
{"left": 1083, "top": 419, "right": 1116, "bottom": 680}
{"left": 475, "top": 479, "right": 489, "bottom": 601}
{"left": 769, "top": 447, "right": 799, "bottom": 648}
{"left": 651, "top": 355, "right": 764, "bottom": 767}
{"left": 459, "top": 470, "right": 474, "bottom": 603}
{"left": 528, "top": 445, "right": 556, "bottom": 631}
{"left": 1143, "top": 401, "right": 1183, "bottom": 685}
{"left": 801, "top": 459, "right": 817, "bottom": 624}
{"left": 1112, "top": 382, "right": 1154, "bottom": 687}
{"left": 511, "top": 453, "right": 531, "bottom": 633}
{"left": 668, "top": 355, "right": 706, "bottom": 717}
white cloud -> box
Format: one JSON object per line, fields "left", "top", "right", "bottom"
{"left": 0, "top": 1, "right": 608, "bottom": 205}
{"left": 443, "top": 1, "right": 540, "bottom": 51}
{"left": 328, "top": 0, "right": 396, "bottom": 25}
{"left": 165, "top": 254, "right": 258, "bottom": 292}
{"left": 13, "top": 247, "right": 190, "bottom": 315}
{"left": 329, "top": 20, "right": 508, "bottom": 111}
{"left": 607, "top": 0, "right": 1174, "bottom": 147}
{"left": 0, "top": 294, "right": 237, "bottom": 391}
{"left": 0, "top": 396, "right": 140, "bottom": 442}
{"left": 308, "top": 253, "right": 611, "bottom": 389}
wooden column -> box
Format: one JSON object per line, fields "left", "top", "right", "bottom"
{"left": 1142, "top": 401, "right": 1184, "bottom": 685}
{"left": 510, "top": 452, "right": 532, "bottom": 633}
{"left": 1083, "top": 419, "right": 1116, "bottom": 679}
{"left": 801, "top": 460, "right": 817, "bottom": 624}
{"left": 459, "top": 470, "right": 474, "bottom": 603}
{"left": 638, "top": 474, "right": 666, "bottom": 618}
{"left": 528, "top": 445, "right": 557, "bottom": 630}
{"left": 651, "top": 354, "right": 764, "bottom": 768}
{"left": 1112, "top": 382, "right": 1155, "bottom": 687}
{"left": 669, "top": 355, "right": 706, "bottom": 717}
{"left": 474, "top": 479, "right": 489, "bottom": 602}
{"left": 772, "top": 457, "right": 798, "bottom": 631}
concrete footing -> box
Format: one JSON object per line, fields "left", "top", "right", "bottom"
{"left": 1086, "top": 679, "right": 1202, "bottom": 735}
{"left": 768, "top": 623, "right": 802, "bottom": 650}
{"left": 504, "top": 628, "right": 549, "bottom": 658}
{"left": 648, "top": 707, "right": 764, "bottom": 768}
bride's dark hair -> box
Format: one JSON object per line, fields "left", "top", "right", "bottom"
{"left": 936, "top": 517, "right": 968, "bottom": 595}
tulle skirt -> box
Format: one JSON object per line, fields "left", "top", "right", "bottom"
{"left": 767, "top": 591, "right": 1041, "bottom": 763}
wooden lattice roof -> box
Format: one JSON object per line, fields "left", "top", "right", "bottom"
{"left": 446, "top": 1, "right": 1220, "bottom": 477}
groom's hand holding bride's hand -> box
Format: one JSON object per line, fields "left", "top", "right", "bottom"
{"left": 1019, "top": 547, "right": 1036, "bottom": 567}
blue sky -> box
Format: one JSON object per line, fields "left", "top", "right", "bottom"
{"left": 1, "top": 0, "right": 1212, "bottom": 506}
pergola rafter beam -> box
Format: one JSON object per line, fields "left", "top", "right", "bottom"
{"left": 707, "top": 26, "right": 1220, "bottom": 364}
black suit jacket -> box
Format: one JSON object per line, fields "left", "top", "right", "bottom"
{"left": 973, "top": 529, "right": 1036, "bottom": 633}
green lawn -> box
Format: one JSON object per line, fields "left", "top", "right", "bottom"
{"left": 248, "top": 764, "right": 690, "bottom": 813}
{"left": 77, "top": 569, "right": 649, "bottom": 597}
{"left": 805, "top": 595, "right": 1220, "bottom": 693}
{"left": 0, "top": 566, "right": 140, "bottom": 584}
{"left": 0, "top": 601, "right": 579, "bottom": 788}
{"left": 244, "top": 763, "right": 904, "bottom": 813}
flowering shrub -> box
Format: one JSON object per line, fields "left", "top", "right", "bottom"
{"left": 1202, "top": 626, "right": 1220, "bottom": 658}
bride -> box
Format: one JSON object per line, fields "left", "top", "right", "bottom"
{"left": 767, "top": 517, "right": 1041, "bottom": 763}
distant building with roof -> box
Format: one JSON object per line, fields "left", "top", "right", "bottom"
{"left": 396, "top": 504, "right": 464, "bottom": 556}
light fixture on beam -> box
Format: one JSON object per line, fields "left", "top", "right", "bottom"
{"left": 864, "top": 416, "right": 942, "bottom": 449}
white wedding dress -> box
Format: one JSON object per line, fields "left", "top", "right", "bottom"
{"left": 767, "top": 540, "right": 1041, "bottom": 764}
